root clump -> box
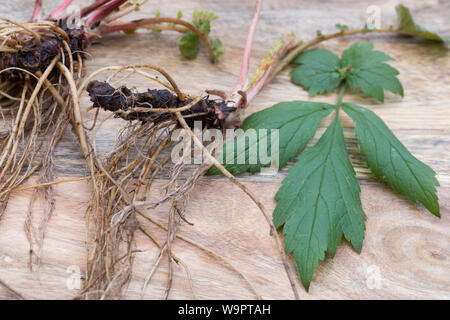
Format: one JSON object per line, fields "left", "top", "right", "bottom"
{"left": 0, "top": 20, "right": 86, "bottom": 80}
{"left": 86, "top": 80, "right": 236, "bottom": 128}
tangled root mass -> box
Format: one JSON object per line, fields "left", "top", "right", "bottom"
{"left": 0, "top": 19, "right": 87, "bottom": 80}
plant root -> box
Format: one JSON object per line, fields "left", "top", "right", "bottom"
{"left": 0, "top": 19, "right": 93, "bottom": 270}
{"left": 80, "top": 64, "right": 299, "bottom": 300}
{"left": 79, "top": 64, "right": 263, "bottom": 299}
{"left": 86, "top": 80, "right": 236, "bottom": 127}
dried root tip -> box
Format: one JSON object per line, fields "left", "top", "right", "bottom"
{"left": 86, "top": 80, "right": 237, "bottom": 128}
{"left": 0, "top": 19, "right": 87, "bottom": 80}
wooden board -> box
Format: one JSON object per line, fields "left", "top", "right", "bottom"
{"left": 0, "top": 0, "right": 449, "bottom": 299}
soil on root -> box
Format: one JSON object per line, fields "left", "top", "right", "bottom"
{"left": 0, "top": 19, "right": 87, "bottom": 80}
{"left": 86, "top": 80, "right": 237, "bottom": 128}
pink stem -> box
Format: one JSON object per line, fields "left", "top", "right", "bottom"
{"left": 230, "top": 0, "right": 263, "bottom": 97}
{"left": 231, "top": 66, "right": 268, "bottom": 109}
{"left": 81, "top": 0, "right": 112, "bottom": 18}
{"left": 49, "top": 0, "right": 74, "bottom": 19}
{"left": 244, "top": 71, "right": 270, "bottom": 105}
{"left": 106, "top": 6, "right": 134, "bottom": 23}
{"left": 232, "top": 33, "right": 296, "bottom": 109}
{"left": 86, "top": 0, "right": 127, "bottom": 27}
{"left": 31, "top": 0, "right": 42, "bottom": 20}
{"left": 98, "top": 17, "right": 185, "bottom": 34}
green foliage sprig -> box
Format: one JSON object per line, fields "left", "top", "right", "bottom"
{"left": 209, "top": 4, "right": 446, "bottom": 290}
{"left": 179, "top": 10, "right": 223, "bottom": 61}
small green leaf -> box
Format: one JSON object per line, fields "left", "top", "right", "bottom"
{"left": 210, "top": 38, "right": 223, "bottom": 62}
{"left": 291, "top": 49, "right": 343, "bottom": 96}
{"left": 179, "top": 32, "right": 200, "bottom": 59}
{"left": 178, "top": 9, "right": 220, "bottom": 60}
{"left": 316, "top": 30, "right": 323, "bottom": 37}
{"left": 208, "top": 101, "right": 334, "bottom": 175}
{"left": 177, "top": 11, "right": 183, "bottom": 19}
{"left": 192, "top": 9, "right": 218, "bottom": 22}
{"left": 192, "top": 9, "right": 218, "bottom": 36}
{"left": 340, "top": 42, "right": 404, "bottom": 102}
{"left": 396, "top": 5, "right": 449, "bottom": 42}
{"left": 274, "top": 115, "right": 365, "bottom": 290}
{"left": 210, "top": 38, "right": 222, "bottom": 50}
{"left": 335, "top": 24, "right": 349, "bottom": 32}
{"left": 342, "top": 103, "right": 440, "bottom": 216}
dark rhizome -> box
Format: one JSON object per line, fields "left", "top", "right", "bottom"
{"left": 87, "top": 80, "right": 236, "bottom": 128}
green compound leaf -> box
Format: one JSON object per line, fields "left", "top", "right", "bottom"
{"left": 396, "top": 5, "right": 449, "bottom": 42}
{"left": 208, "top": 101, "right": 334, "bottom": 175}
{"left": 342, "top": 103, "right": 440, "bottom": 216}
{"left": 274, "top": 115, "right": 365, "bottom": 290}
{"left": 179, "top": 32, "right": 199, "bottom": 59}
{"left": 340, "top": 42, "right": 404, "bottom": 102}
{"left": 291, "top": 49, "right": 343, "bottom": 96}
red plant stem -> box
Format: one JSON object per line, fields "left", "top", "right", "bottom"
{"left": 106, "top": 5, "right": 135, "bottom": 23}
{"left": 86, "top": 0, "right": 127, "bottom": 27}
{"left": 49, "top": 0, "right": 74, "bottom": 19}
{"left": 242, "top": 35, "right": 296, "bottom": 108}
{"left": 31, "top": 0, "right": 42, "bottom": 20}
{"left": 99, "top": 17, "right": 217, "bottom": 63}
{"left": 230, "top": 0, "right": 262, "bottom": 97}
{"left": 99, "top": 18, "right": 187, "bottom": 34}
{"left": 81, "top": 0, "right": 112, "bottom": 18}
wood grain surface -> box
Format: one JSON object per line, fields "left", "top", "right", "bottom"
{"left": 0, "top": 0, "right": 449, "bottom": 299}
